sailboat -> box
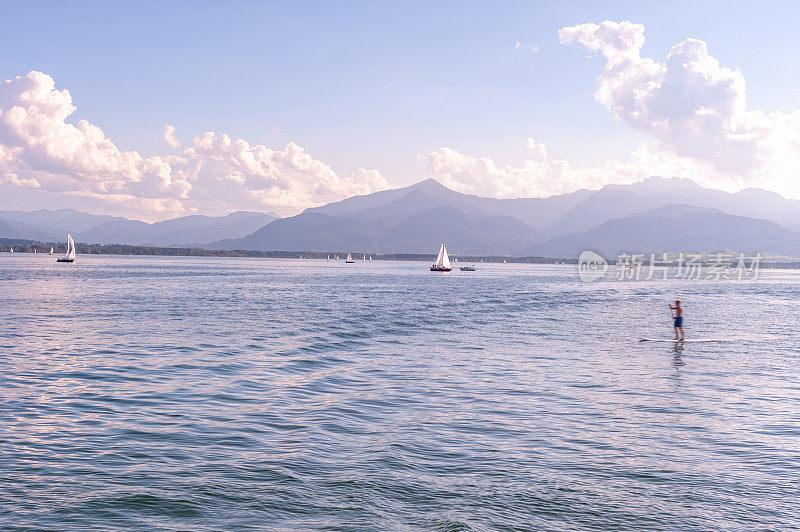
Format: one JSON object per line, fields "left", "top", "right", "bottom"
{"left": 430, "top": 242, "right": 452, "bottom": 272}
{"left": 57, "top": 233, "right": 75, "bottom": 263}
{"left": 9, "top": 246, "right": 13, "bottom": 253}
{"left": 49, "top": 247, "right": 53, "bottom": 255}
{"left": 327, "top": 255, "right": 330, "bottom": 261}
{"left": 334, "top": 255, "right": 340, "bottom": 260}
{"left": 363, "top": 254, "right": 367, "bottom": 262}
{"left": 369, "top": 256, "right": 373, "bottom": 261}
{"left": 345, "top": 253, "right": 355, "bottom": 263}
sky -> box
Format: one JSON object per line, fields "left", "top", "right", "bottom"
{"left": 2, "top": 1, "right": 800, "bottom": 221}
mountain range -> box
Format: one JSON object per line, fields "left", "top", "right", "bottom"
{"left": 527, "top": 204, "right": 800, "bottom": 258}
{"left": 0, "top": 209, "right": 278, "bottom": 247}
{"left": 4, "top": 177, "right": 800, "bottom": 258}
{"left": 215, "top": 177, "right": 800, "bottom": 258}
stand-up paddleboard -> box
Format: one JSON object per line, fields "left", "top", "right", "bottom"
{"left": 639, "top": 338, "right": 725, "bottom": 343}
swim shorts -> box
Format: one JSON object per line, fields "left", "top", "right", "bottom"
{"left": 674, "top": 317, "right": 684, "bottom": 328}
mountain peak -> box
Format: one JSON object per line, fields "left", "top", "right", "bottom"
{"left": 409, "top": 178, "right": 450, "bottom": 192}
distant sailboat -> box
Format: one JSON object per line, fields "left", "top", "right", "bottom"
{"left": 369, "top": 256, "right": 373, "bottom": 261}
{"left": 57, "top": 233, "right": 75, "bottom": 263}
{"left": 334, "top": 255, "right": 340, "bottom": 260}
{"left": 345, "top": 253, "right": 355, "bottom": 263}
{"left": 327, "top": 255, "right": 330, "bottom": 261}
{"left": 363, "top": 254, "right": 367, "bottom": 262}
{"left": 9, "top": 246, "right": 13, "bottom": 253}
{"left": 430, "top": 242, "right": 452, "bottom": 272}
{"left": 49, "top": 247, "right": 53, "bottom": 255}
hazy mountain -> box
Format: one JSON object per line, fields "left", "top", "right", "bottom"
{"left": 0, "top": 217, "right": 63, "bottom": 241}
{"left": 212, "top": 178, "right": 800, "bottom": 256}
{"left": 308, "top": 178, "right": 592, "bottom": 231}
{"left": 212, "top": 213, "right": 379, "bottom": 252}
{"left": 547, "top": 177, "right": 800, "bottom": 236}
{"left": 212, "top": 205, "right": 546, "bottom": 254}
{"left": 0, "top": 208, "right": 279, "bottom": 247}
{"left": 528, "top": 204, "right": 800, "bottom": 258}
{"left": 78, "top": 211, "right": 279, "bottom": 246}
{"left": 0, "top": 208, "right": 128, "bottom": 236}
{"left": 8, "top": 177, "right": 800, "bottom": 257}
{"left": 378, "top": 206, "right": 543, "bottom": 254}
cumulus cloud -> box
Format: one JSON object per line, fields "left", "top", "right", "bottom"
{"left": 525, "top": 137, "right": 547, "bottom": 160}
{"left": 425, "top": 138, "right": 726, "bottom": 199}
{"left": 0, "top": 71, "right": 389, "bottom": 219}
{"left": 162, "top": 124, "right": 181, "bottom": 148}
{"left": 559, "top": 20, "right": 800, "bottom": 195}
{"left": 167, "top": 133, "right": 388, "bottom": 213}
{"left": 431, "top": 21, "right": 800, "bottom": 200}
{"left": 0, "top": 71, "right": 188, "bottom": 202}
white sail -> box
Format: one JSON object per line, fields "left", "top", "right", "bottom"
{"left": 9, "top": 247, "right": 13, "bottom": 253}
{"left": 346, "top": 253, "right": 353, "bottom": 262}
{"left": 434, "top": 242, "right": 450, "bottom": 268}
{"left": 50, "top": 247, "right": 53, "bottom": 255}
{"left": 363, "top": 254, "right": 366, "bottom": 261}
{"left": 66, "top": 233, "right": 76, "bottom": 260}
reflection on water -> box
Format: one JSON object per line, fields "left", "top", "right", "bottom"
{"left": 1, "top": 255, "right": 799, "bottom": 530}
{"left": 672, "top": 342, "right": 686, "bottom": 366}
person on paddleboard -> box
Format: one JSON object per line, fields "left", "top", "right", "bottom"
{"left": 669, "top": 300, "right": 684, "bottom": 341}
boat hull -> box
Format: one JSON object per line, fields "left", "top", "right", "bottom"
{"left": 430, "top": 267, "right": 451, "bottom": 272}
{"left": 56, "top": 258, "right": 74, "bottom": 263}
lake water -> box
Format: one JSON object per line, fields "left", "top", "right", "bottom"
{"left": 2, "top": 255, "right": 799, "bottom": 530}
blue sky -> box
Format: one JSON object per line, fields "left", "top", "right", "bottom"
{"left": 1, "top": 1, "right": 799, "bottom": 219}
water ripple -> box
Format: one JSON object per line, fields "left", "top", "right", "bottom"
{"left": 1, "top": 256, "right": 799, "bottom": 529}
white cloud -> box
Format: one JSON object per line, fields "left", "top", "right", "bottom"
{"left": 425, "top": 138, "right": 728, "bottom": 199}
{"left": 432, "top": 22, "right": 800, "bottom": 201}
{"left": 162, "top": 124, "right": 181, "bottom": 148}
{"left": 525, "top": 137, "right": 547, "bottom": 159}
{"left": 0, "top": 71, "right": 389, "bottom": 219}
{"left": 0, "top": 71, "right": 187, "bottom": 202}
{"left": 559, "top": 20, "right": 800, "bottom": 196}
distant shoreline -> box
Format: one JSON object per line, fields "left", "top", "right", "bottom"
{"left": 5, "top": 237, "right": 800, "bottom": 268}
{"left": 0, "top": 238, "right": 574, "bottom": 264}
